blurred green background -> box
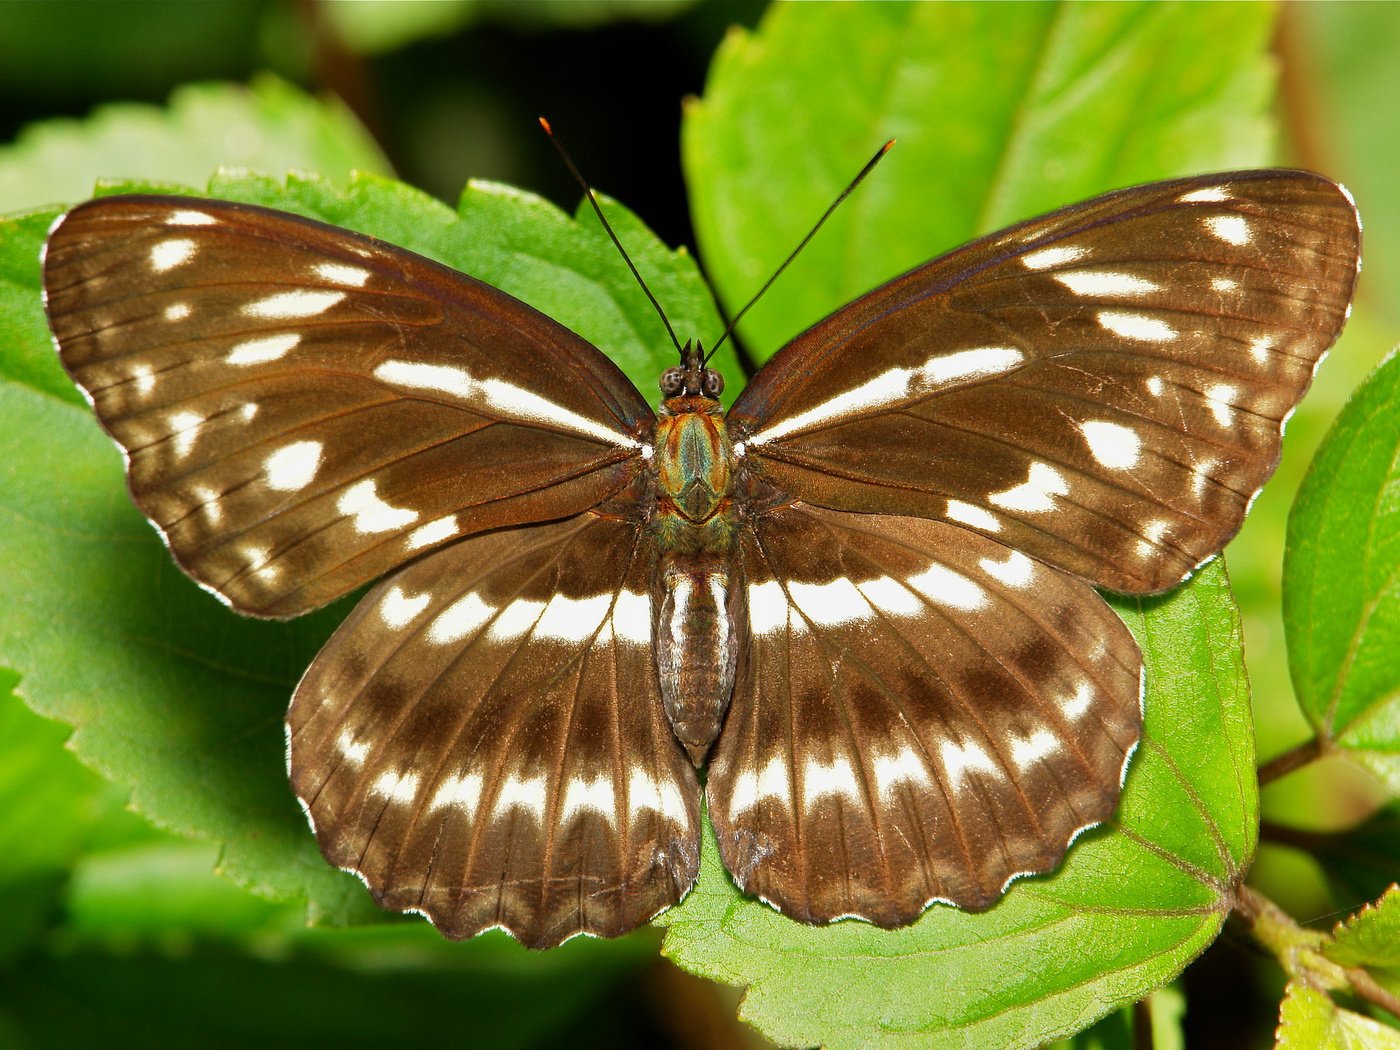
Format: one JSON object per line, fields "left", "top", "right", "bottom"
{"left": 0, "top": 2, "right": 1396, "bottom": 1048}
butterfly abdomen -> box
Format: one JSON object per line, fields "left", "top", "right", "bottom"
{"left": 651, "top": 399, "right": 745, "bottom": 765}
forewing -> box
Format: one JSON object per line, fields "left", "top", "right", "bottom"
{"left": 707, "top": 505, "right": 1141, "bottom": 925}
{"left": 730, "top": 171, "right": 1361, "bottom": 593}
{"left": 43, "top": 195, "right": 653, "bottom": 617}
{"left": 287, "top": 512, "right": 699, "bottom": 948}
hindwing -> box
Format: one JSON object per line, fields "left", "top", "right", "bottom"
{"left": 288, "top": 512, "right": 699, "bottom": 948}
{"left": 707, "top": 505, "right": 1141, "bottom": 924}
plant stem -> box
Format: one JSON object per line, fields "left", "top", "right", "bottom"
{"left": 1345, "top": 965, "right": 1400, "bottom": 1021}
{"left": 1235, "top": 884, "right": 1400, "bottom": 1019}
{"left": 1257, "top": 736, "right": 1326, "bottom": 787}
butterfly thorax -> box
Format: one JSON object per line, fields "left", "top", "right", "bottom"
{"left": 650, "top": 394, "right": 745, "bottom": 766}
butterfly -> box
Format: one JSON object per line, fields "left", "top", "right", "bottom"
{"left": 42, "top": 168, "right": 1359, "bottom": 948}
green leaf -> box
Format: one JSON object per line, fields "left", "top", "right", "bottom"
{"left": 1292, "top": 4, "right": 1400, "bottom": 336}
{"left": 1271, "top": 802, "right": 1400, "bottom": 909}
{"left": 682, "top": 1, "right": 1275, "bottom": 360}
{"left": 1047, "top": 985, "right": 1185, "bottom": 1050}
{"left": 0, "top": 2, "right": 269, "bottom": 97}
{"left": 0, "top": 76, "right": 392, "bottom": 214}
{"left": 63, "top": 840, "right": 292, "bottom": 940}
{"left": 0, "top": 169, "right": 724, "bottom": 930}
{"left": 0, "top": 931, "right": 648, "bottom": 1050}
{"left": 1284, "top": 350, "right": 1400, "bottom": 793}
{"left": 1324, "top": 884, "right": 1400, "bottom": 998}
{"left": 0, "top": 674, "right": 127, "bottom": 960}
{"left": 1277, "top": 983, "right": 1400, "bottom": 1050}
{"left": 659, "top": 562, "right": 1256, "bottom": 1050}
{"left": 321, "top": 0, "right": 696, "bottom": 54}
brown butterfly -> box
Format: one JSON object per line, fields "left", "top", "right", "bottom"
{"left": 43, "top": 169, "right": 1359, "bottom": 947}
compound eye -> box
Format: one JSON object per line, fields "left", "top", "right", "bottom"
{"left": 659, "top": 367, "right": 684, "bottom": 396}
{"left": 702, "top": 369, "right": 724, "bottom": 397}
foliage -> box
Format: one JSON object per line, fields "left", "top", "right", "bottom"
{"left": 0, "top": 2, "right": 1397, "bottom": 1047}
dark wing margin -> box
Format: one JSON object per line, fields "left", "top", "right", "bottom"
{"left": 287, "top": 512, "right": 700, "bottom": 948}
{"left": 706, "top": 505, "right": 1141, "bottom": 926}
{"left": 730, "top": 171, "right": 1361, "bottom": 594}
{"left": 43, "top": 195, "right": 654, "bottom": 617}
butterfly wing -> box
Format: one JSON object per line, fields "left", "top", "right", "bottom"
{"left": 288, "top": 510, "right": 700, "bottom": 948}
{"left": 707, "top": 505, "right": 1140, "bottom": 923}
{"left": 730, "top": 171, "right": 1360, "bottom": 594}
{"left": 43, "top": 195, "right": 653, "bottom": 617}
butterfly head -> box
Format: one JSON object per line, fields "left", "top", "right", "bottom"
{"left": 660, "top": 340, "right": 724, "bottom": 401}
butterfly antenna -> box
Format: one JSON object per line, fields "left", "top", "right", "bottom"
{"left": 539, "top": 117, "right": 684, "bottom": 357}
{"left": 705, "top": 138, "right": 895, "bottom": 363}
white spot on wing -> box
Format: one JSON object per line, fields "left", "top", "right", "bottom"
{"left": 1145, "top": 376, "right": 1164, "bottom": 397}
{"left": 1249, "top": 334, "right": 1275, "bottom": 364}
{"left": 627, "top": 769, "right": 689, "bottom": 824}
{"left": 788, "top": 577, "right": 874, "bottom": 626}
{"left": 428, "top": 592, "right": 495, "bottom": 644}
{"left": 940, "top": 739, "right": 1002, "bottom": 789}
{"left": 245, "top": 289, "right": 346, "bottom": 319}
{"left": 988, "top": 462, "right": 1068, "bottom": 513}
{"left": 1136, "top": 518, "right": 1172, "bottom": 558}
{"left": 337, "top": 480, "right": 420, "bottom": 533}
{"left": 379, "top": 585, "right": 430, "bottom": 628}
{"left": 227, "top": 333, "right": 301, "bottom": 365}
{"left": 873, "top": 746, "right": 931, "bottom": 798}
{"left": 1021, "top": 245, "right": 1088, "bottom": 270}
{"left": 802, "top": 756, "right": 860, "bottom": 808}
{"left": 335, "top": 729, "right": 369, "bottom": 767}
{"left": 314, "top": 261, "right": 371, "bottom": 287}
{"left": 858, "top": 575, "right": 923, "bottom": 617}
{"left": 166, "top": 210, "right": 217, "bottom": 226}
{"left": 489, "top": 598, "right": 544, "bottom": 641}
{"left": 611, "top": 589, "right": 652, "bottom": 646}
{"left": 727, "top": 755, "right": 791, "bottom": 815}
{"left": 374, "top": 360, "right": 637, "bottom": 449}
{"left": 131, "top": 363, "right": 155, "bottom": 397}
{"left": 264, "top": 440, "right": 323, "bottom": 491}
{"left": 1054, "top": 271, "right": 1159, "bottom": 297}
{"left": 747, "top": 579, "right": 791, "bottom": 637}
{"left": 164, "top": 302, "right": 191, "bottom": 321}
{"left": 1191, "top": 457, "right": 1219, "bottom": 499}
{"left": 492, "top": 774, "right": 547, "bottom": 820}
{"left": 907, "top": 562, "right": 987, "bottom": 611}
{"left": 406, "top": 514, "right": 459, "bottom": 551}
{"left": 371, "top": 769, "right": 421, "bottom": 804}
{"left": 430, "top": 772, "right": 483, "bottom": 815}
{"left": 749, "top": 346, "right": 1024, "bottom": 445}
{"left": 167, "top": 410, "right": 204, "bottom": 458}
{"left": 1211, "top": 277, "right": 1239, "bottom": 294}
{"left": 535, "top": 592, "right": 612, "bottom": 642}
{"left": 1098, "top": 310, "right": 1177, "bottom": 343}
{"left": 150, "top": 238, "right": 196, "bottom": 272}
{"left": 1204, "top": 214, "right": 1251, "bottom": 245}
{"left": 1205, "top": 383, "right": 1237, "bottom": 427}
{"left": 190, "top": 484, "right": 223, "bottom": 524}
{"left": 1179, "top": 186, "right": 1230, "bottom": 203}
{"left": 979, "top": 550, "right": 1034, "bottom": 588}
{"left": 945, "top": 499, "right": 1000, "bottom": 532}
{"left": 241, "top": 544, "right": 271, "bottom": 576}
{"left": 1062, "top": 680, "right": 1094, "bottom": 721}
{"left": 560, "top": 775, "right": 616, "bottom": 825}
{"left": 1080, "top": 420, "right": 1142, "bottom": 469}
{"left": 1009, "top": 728, "right": 1059, "bottom": 769}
